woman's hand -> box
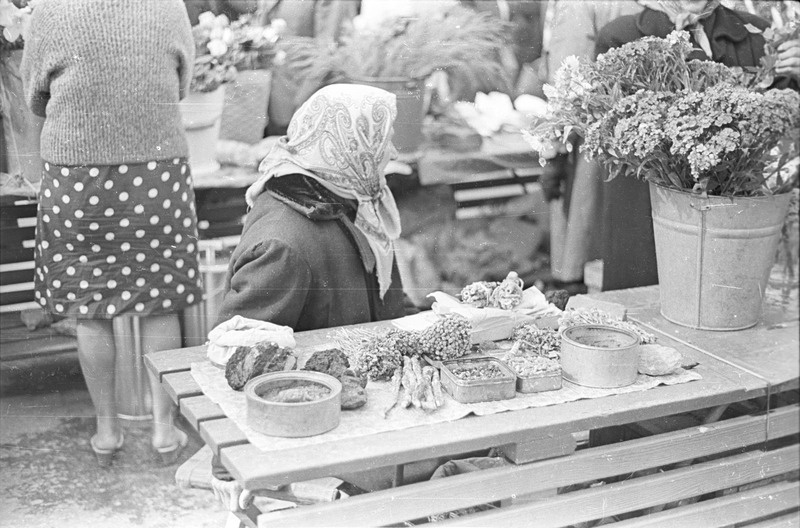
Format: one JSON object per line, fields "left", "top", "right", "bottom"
{"left": 775, "top": 39, "right": 800, "bottom": 81}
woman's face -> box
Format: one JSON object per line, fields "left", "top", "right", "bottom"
{"left": 678, "top": 0, "right": 712, "bottom": 13}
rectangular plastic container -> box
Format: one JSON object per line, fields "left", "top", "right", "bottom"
{"left": 440, "top": 357, "right": 516, "bottom": 403}
{"left": 516, "top": 368, "right": 562, "bottom": 393}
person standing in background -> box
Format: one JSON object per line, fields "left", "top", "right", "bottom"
{"left": 22, "top": 0, "right": 203, "bottom": 467}
{"left": 541, "top": 0, "right": 643, "bottom": 294}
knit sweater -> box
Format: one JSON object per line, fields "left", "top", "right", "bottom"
{"left": 21, "top": 0, "right": 195, "bottom": 165}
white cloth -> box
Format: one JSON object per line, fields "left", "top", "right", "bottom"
{"left": 245, "top": 84, "right": 402, "bottom": 298}
{"left": 206, "top": 315, "right": 296, "bottom": 367}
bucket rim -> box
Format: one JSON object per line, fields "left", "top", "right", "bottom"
{"left": 560, "top": 324, "right": 639, "bottom": 350}
{"left": 648, "top": 181, "right": 795, "bottom": 203}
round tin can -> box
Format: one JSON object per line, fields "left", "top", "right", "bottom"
{"left": 560, "top": 324, "right": 640, "bottom": 388}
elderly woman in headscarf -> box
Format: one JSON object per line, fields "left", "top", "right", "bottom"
{"left": 214, "top": 83, "right": 407, "bottom": 330}
{"left": 594, "top": 0, "right": 800, "bottom": 292}
{"left": 210, "top": 83, "right": 408, "bottom": 507}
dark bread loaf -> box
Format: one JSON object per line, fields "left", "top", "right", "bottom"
{"left": 545, "top": 289, "right": 571, "bottom": 311}
{"left": 340, "top": 373, "right": 368, "bottom": 410}
{"left": 302, "top": 348, "right": 350, "bottom": 379}
{"left": 303, "top": 349, "right": 368, "bottom": 410}
{"left": 225, "top": 341, "right": 294, "bottom": 391}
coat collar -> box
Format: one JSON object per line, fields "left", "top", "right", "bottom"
{"left": 636, "top": 6, "right": 751, "bottom": 43}
{"left": 266, "top": 174, "right": 357, "bottom": 222}
{"left": 264, "top": 175, "right": 376, "bottom": 274}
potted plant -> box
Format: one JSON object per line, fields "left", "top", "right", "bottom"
{"left": 279, "top": 5, "right": 510, "bottom": 154}
{"left": 181, "top": 11, "right": 241, "bottom": 176}
{"left": 525, "top": 30, "right": 800, "bottom": 330}
{"left": 219, "top": 14, "right": 285, "bottom": 144}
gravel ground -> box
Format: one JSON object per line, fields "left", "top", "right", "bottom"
{"left": 0, "top": 387, "right": 229, "bottom": 528}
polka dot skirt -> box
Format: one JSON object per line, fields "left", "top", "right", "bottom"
{"left": 34, "top": 158, "right": 204, "bottom": 319}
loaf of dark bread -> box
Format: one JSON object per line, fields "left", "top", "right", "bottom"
{"left": 303, "top": 349, "right": 368, "bottom": 409}
{"left": 302, "top": 348, "right": 350, "bottom": 379}
{"left": 225, "top": 341, "right": 294, "bottom": 391}
{"left": 340, "top": 374, "right": 368, "bottom": 410}
{"left": 545, "top": 289, "right": 571, "bottom": 311}
{"left": 225, "top": 346, "right": 268, "bottom": 390}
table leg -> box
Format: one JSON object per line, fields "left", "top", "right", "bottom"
{"left": 499, "top": 432, "right": 577, "bottom": 464}
{"left": 393, "top": 464, "right": 405, "bottom": 487}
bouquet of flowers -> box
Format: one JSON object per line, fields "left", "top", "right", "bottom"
{"left": 230, "top": 14, "right": 285, "bottom": 71}
{"left": 191, "top": 12, "right": 284, "bottom": 93}
{"left": 0, "top": 0, "right": 32, "bottom": 50}
{"left": 191, "top": 11, "right": 239, "bottom": 93}
{"left": 525, "top": 30, "right": 800, "bottom": 197}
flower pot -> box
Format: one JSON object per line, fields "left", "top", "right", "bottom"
{"left": 350, "top": 76, "right": 426, "bottom": 155}
{"left": 220, "top": 69, "right": 272, "bottom": 144}
{"left": 180, "top": 86, "right": 226, "bottom": 177}
{"left": 649, "top": 182, "right": 792, "bottom": 330}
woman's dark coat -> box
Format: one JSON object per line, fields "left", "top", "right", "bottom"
{"left": 214, "top": 175, "right": 406, "bottom": 330}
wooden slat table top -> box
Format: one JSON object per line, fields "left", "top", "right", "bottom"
{"left": 608, "top": 286, "right": 800, "bottom": 390}
{"left": 145, "top": 285, "right": 796, "bottom": 492}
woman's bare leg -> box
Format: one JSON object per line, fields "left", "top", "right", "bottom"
{"left": 140, "top": 313, "right": 184, "bottom": 449}
{"left": 76, "top": 318, "right": 120, "bottom": 449}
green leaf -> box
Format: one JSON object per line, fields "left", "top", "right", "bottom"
{"left": 744, "top": 23, "right": 763, "bottom": 35}
{"left": 665, "top": 171, "right": 684, "bottom": 189}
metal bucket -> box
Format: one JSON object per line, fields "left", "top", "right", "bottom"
{"left": 560, "top": 325, "right": 640, "bottom": 388}
{"left": 350, "top": 76, "right": 426, "bottom": 155}
{"left": 649, "top": 183, "right": 792, "bottom": 330}
{"left": 113, "top": 317, "right": 152, "bottom": 422}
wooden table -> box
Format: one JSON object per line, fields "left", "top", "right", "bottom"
{"left": 146, "top": 286, "right": 799, "bottom": 527}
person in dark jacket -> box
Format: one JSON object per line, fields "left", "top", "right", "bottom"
{"left": 595, "top": 0, "right": 799, "bottom": 291}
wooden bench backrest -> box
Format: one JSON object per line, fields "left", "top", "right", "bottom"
{"left": 0, "top": 195, "right": 38, "bottom": 313}
{"left": 256, "top": 401, "right": 800, "bottom": 528}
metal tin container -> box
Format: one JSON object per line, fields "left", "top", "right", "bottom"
{"left": 560, "top": 324, "right": 640, "bottom": 388}
{"left": 516, "top": 368, "right": 563, "bottom": 393}
{"left": 440, "top": 357, "right": 516, "bottom": 403}
{"left": 245, "top": 371, "right": 342, "bottom": 437}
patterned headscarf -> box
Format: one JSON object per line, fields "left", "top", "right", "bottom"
{"left": 245, "top": 84, "right": 402, "bottom": 299}
{"left": 638, "top": 0, "right": 722, "bottom": 57}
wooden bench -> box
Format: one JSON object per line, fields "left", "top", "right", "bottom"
{"left": 0, "top": 194, "right": 79, "bottom": 391}
{"left": 252, "top": 395, "right": 799, "bottom": 528}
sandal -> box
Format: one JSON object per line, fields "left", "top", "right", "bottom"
{"left": 153, "top": 428, "right": 189, "bottom": 466}
{"left": 90, "top": 433, "right": 125, "bottom": 469}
